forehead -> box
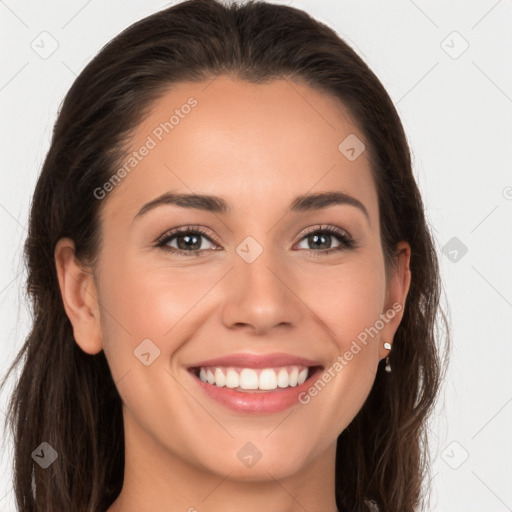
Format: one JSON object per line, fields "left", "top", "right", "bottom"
{"left": 101, "top": 75, "right": 378, "bottom": 224}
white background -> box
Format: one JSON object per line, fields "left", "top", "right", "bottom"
{"left": 1, "top": 1, "right": 511, "bottom": 510}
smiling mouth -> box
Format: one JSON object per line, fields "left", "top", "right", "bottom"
{"left": 188, "top": 365, "right": 323, "bottom": 393}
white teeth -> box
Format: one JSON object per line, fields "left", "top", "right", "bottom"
{"left": 239, "top": 368, "right": 259, "bottom": 389}
{"left": 277, "top": 368, "right": 289, "bottom": 388}
{"left": 288, "top": 367, "right": 298, "bottom": 386}
{"left": 297, "top": 368, "right": 308, "bottom": 385}
{"left": 225, "top": 368, "right": 239, "bottom": 388}
{"left": 196, "top": 365, "right": 315, "bottom": 391}
{"left": 214, "top": 367, "right": 226, "bottom": 387}
{"left": 259, "top": 369, "right": 277, "bottom": 390}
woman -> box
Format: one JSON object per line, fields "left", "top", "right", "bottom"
{"left": 1, "top": 0, "right": 448, "bottom": 510}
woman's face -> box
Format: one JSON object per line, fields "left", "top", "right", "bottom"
{"left": 57, "top": 75, "right": 410, "bottom": 484}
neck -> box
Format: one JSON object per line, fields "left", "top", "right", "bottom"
{"left": 106, "top": 411, "right": 339, "bottom": 512}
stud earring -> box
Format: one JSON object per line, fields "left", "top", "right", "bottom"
{"left": 383, "top": 341, "right": 392, "bottom": 373}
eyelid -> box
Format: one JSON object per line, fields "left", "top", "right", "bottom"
{"left": 154, "top": 223, "right": 356, "bottom": 257}
{"left": 293, "top": 224, "right": 355, "bottom": 251}
{"left": 153, "top": 224, "right": 220, "bottom": 247}
{"left": 298, "top": 224, "right": 351, "bottom": 239}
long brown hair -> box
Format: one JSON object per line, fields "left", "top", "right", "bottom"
{"left": 1, "top": 1, "right": 448, "bottom": 510}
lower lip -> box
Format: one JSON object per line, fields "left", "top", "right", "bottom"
{"left": 188, "top": 367, "right": 323, "bottom": 415}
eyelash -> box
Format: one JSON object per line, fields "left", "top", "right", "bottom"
{"left": 154, "top": 224, "right": 356, "bottom": 257}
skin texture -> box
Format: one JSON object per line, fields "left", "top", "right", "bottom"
{"left": 54, "top": 76, "right": 411, "bottom": 512}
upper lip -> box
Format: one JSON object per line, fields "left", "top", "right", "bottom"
{"left": 188, "top": 352, "right": 324, "bottom": 369}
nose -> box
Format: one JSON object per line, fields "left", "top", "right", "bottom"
{"left": 220, "top": 247, "right": 304, "bottom": 335}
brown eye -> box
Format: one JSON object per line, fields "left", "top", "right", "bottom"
{"left": 156, "top": 226, "right": 218, "bottom": 256}
{"left": 296, "top": 226, "right": 354, "bottom": 253}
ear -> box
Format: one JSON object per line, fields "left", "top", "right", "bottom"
{"left": 54, "top": 237, "right": 103, "bottom": 355}
{"left": 378, "top": 241, "right": 411, "bottom": 360}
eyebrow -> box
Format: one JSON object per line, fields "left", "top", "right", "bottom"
{"left": 132, "top": 191, "right": 370, "bottom": 222}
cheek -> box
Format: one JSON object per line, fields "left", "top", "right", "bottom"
{"left": 98, "top": 238, "right": 386, "bottom": 375}
{"left": 96, "top": 250, "right": 214, "bottom": 364}
{"left": 101, "top": 251, "right": 385, "bottom": 329}
{"left": 92, "top": 252, "right": 167, "bottom": 359}
{"left": 96, "top": 256, "right": 211, "bottom": 430}
{"left": 99, "top": 249, "right": 189, "bottom": 326}
{"left": 297, "top": 256, "right": 386, "bottom": 344}
{"left": 290, "top": 257, "right": 386, "bottom": 432}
